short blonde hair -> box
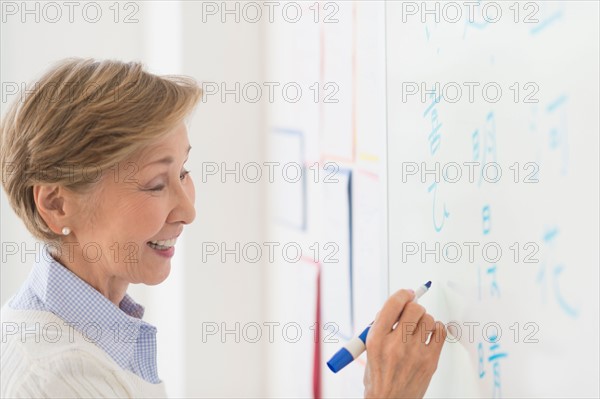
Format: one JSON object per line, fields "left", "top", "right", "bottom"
{"left": 0, "top": 58, "right": 202, "bottom": 242}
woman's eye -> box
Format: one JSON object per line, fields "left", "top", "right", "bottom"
{"left": 180, "top": 169, "right": 191, "bottom": 181}
{"left": 149, "top": 185, "right": 165, "bottom": 192}
{"left": 146, "top": 170, "right": 190, "bottom": 191}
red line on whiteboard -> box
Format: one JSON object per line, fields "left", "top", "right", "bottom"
{"left": 301, "top": 255, "right": 321, "bottom": 399}
{"left": 313, "top": 267, "right": 322, "bottom": 399}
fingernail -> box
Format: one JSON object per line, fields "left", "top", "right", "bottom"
{"left": 408, "top": 289, "right": 415, "bottom": 295}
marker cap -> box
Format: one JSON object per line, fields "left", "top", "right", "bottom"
{"left": 326, "top": 347, "right": 354, "bottom": 373}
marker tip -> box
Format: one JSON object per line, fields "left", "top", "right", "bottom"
{"left": 424, "top": 281, "right": 432, "bottom": 289}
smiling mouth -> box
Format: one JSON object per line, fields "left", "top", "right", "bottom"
{"left": 147, "top": 237, "right": 178, "bottom": 250}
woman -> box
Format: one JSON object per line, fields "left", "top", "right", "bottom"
{"left": 0, "top": 58, "right": 446, "bottom": 398}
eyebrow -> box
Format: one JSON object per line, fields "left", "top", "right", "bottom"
{"left": 142, "top": 145, "right": 192, "bottom": 169}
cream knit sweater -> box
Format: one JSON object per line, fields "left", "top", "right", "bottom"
{"left": 0, "top": 306, "right": 167, "bottom": 398}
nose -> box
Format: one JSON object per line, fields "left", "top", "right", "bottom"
{"left": 169, "top": 177, "right": 196, "bottom": 225}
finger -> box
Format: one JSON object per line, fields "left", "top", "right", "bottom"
{"left": 413, "top": 313, "right": 436, "bottom": 343}
{"left": 395, "top": 301, "right": 426, "bottom": 338}
{"left": 369, "top": 289, "right": 415, "bottom": 341}
{"left": 428, "top": 321, "right": 447, "bottom": 357}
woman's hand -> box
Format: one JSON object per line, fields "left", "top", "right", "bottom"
{"left": 363, "top": 289, "right": 447, "bottom": 399}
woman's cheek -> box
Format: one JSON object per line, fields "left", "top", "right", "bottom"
{"left": 139, "top": 204, "right": 168, "bottom": 233}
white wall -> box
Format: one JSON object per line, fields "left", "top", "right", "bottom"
{"left": 1, "top": 2, "right": 266, "bottom": 397}
{"left": 179, "top": 1, "right": 267, "bottom": 397}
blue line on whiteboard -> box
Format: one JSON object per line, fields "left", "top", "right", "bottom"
{"left": 472, "top": 112, "right": 497, "bottom": 187}
{"left": 472, "top": 130, "right": 480, "bottom": 161}
{"left": 274, "top": 127, "right": 303, "bottom": 136}
{"left": 546, "top": 94, "right": 567, "bottom": 113}
{"left": 550, "top": 128, "right": 560, "bottom": 149}
{"left": 478, "top": 342, "right": 485, "bottom": 378}
{"left": 423, "top": 93, "right": 442, "bottom": 117}
{"left": 530, "top": 10, "right": 563, "bottom": 35}
{"left": 428, "top": 181, "right": 449, "bottom": 232}
{"left": 478, "top": 336, "right": 507, "bottom": 396}
{"left": 423, "top": 91, "right": 443, "bottom": 158}
{"left": 424, "top": 22, "right": 441, "bottom": 54}
{"left": 547, "top": 94, "right": 569, "bottom": 175}
{"left": 346, "top": 170, "right": 355, "bottom": 333}
{"left": 327, "top": 168, "right": 354, "bottom": 342}
{"left": 271, "top": 127, "right": 307, "bottom": 231}
{"left": 553, "top": 264, "right": 579, "bottom": 318}
{"left": 487, "top": 264, "right": 500, "bottom": 298}
{"left": 482, "top": 205, "right": 491, "bottom": 235}
{"left": 488, "top": 352, "right": 508, "bottom": 362}
{"left": 543, "top": 227, "right": 559, "bottom": 243}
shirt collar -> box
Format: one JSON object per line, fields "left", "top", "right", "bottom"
{"left": 28, "top": 245, "right": 159, "bottom": 382}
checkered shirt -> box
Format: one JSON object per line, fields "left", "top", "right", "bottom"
{"left": 8, "top": 245, "right": 161, "bottom": 384}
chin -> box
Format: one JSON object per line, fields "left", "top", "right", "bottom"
{"left": 145, "top": 264, "right": 172, "bottom": 286}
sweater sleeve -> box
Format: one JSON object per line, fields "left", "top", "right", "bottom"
{"left": 7, "top": 349, "right": 133, "bottom": 399}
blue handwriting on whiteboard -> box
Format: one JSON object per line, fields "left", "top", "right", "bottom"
{"left": 472, "top": 112, "right": 497, "bottom": 187}
{"left": 530, "top": 2, "right": 565, "bottom": 36}
{"left": 537, "top": 227, "right": 579, "bottom": 318}
{"left": 424, "top": 91, "right": 449, "bottom": 232}
{"left": 479, "top": 204, "right": 500, "bottom": 300}
{"left": 478, "top": 334, "right": 508, "bottom": 398}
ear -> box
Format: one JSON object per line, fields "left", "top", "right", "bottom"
{"left": 33, "top": 185, "right": 75, "bottom": 236}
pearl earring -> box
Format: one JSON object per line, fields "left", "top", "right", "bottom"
{"left": 61, "top": 227, "right": 71, "bottom": 236}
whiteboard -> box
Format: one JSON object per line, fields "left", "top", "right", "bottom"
{"left": 386, "top": 1, "right": 599, "bottom": 397}
{"left": 265, "top": 2, "right": 388, "bottom": 398}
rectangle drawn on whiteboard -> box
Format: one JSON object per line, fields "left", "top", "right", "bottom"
{"left": 321, "top": 169, "right": 354, "bottom": 341}
{"left": 270, "top": 128, "right": 307, "bottom": 230}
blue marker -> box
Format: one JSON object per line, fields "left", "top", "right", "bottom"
{"left": 327, "top": 281, "right": 432, "bottom": 373}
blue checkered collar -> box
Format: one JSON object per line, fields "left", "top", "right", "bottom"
{"left": 26, "top": 245, "right": 160, "bottom": 383}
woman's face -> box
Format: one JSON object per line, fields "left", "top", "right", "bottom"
{"left": 73, "top": 122, "right": 196, "bottom": 286}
